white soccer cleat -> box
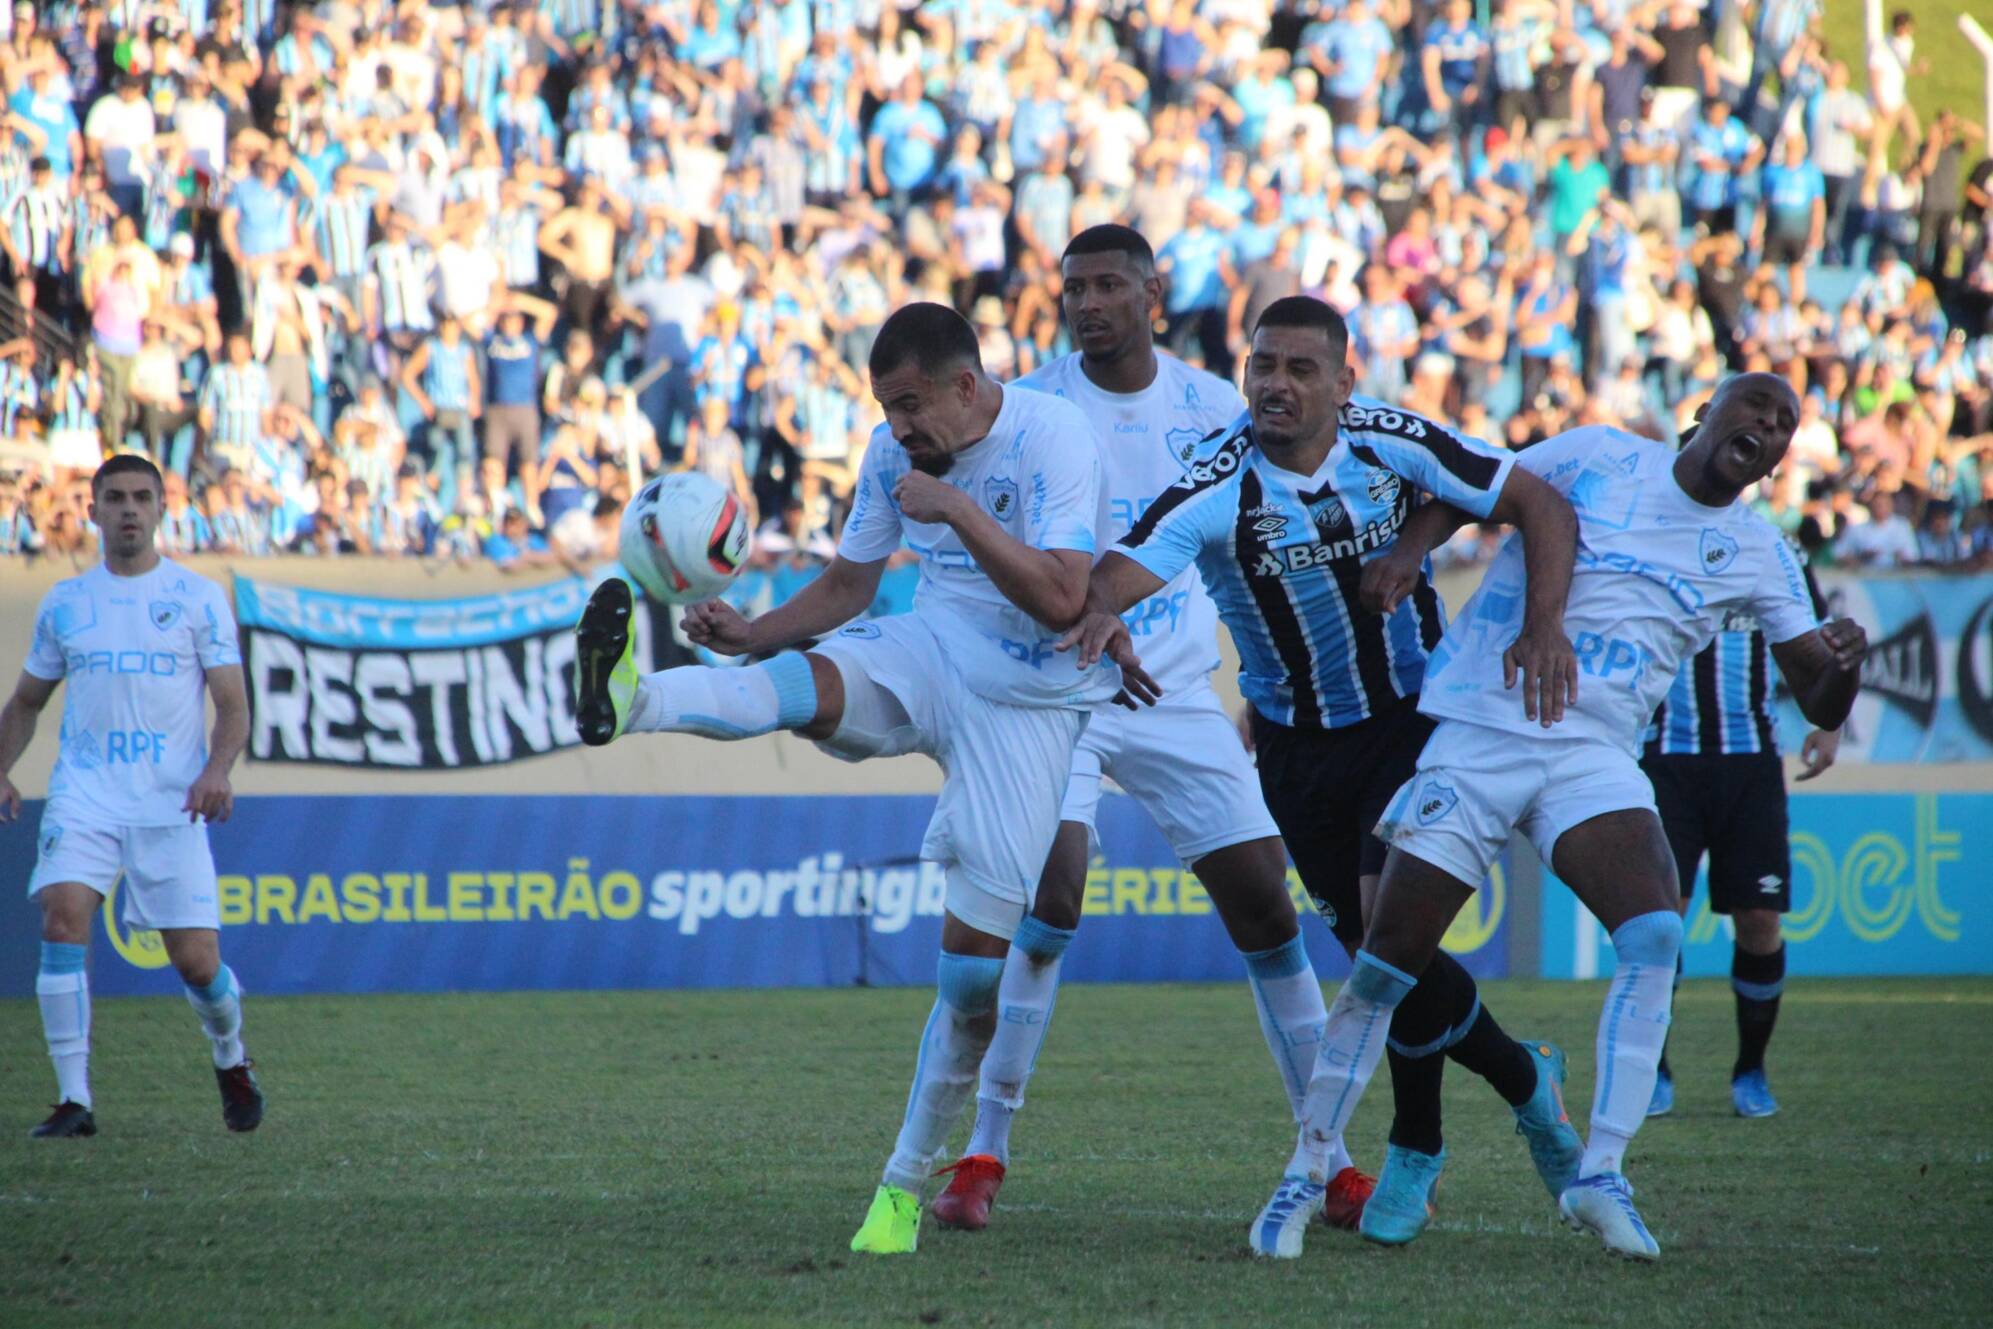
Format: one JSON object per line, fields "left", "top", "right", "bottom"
{"left": 1249, "top": 1175, "right": 1326, "bottom": 1259}
{"left": 1559, "top": 1172, "right": 1661, "bottom": 1261}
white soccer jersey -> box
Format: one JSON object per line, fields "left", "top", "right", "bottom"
{"left": 1420, "top": 428, "right": 1820, "bottom": 754}
{"left": 838, "top": 384, "right": 1121, "bottom": 708}
{"left": 24, "top": 560, "right": 241, "bottom": 827}
{"left": 1015, "top": 350, "right": 1245, "bottom": 694}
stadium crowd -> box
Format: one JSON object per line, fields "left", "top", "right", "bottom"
{"left": 0, "top": 0, "right": 1990, "bottom": 577}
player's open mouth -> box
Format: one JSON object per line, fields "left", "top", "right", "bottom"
{"left": 1258, "top": 402, "right": 1294, "bottom": 422}
{"left": 1727, "top": 432, "right": 1763, "bottom": 468}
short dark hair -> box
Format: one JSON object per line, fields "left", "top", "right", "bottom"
{"left": 1252, "top": 296, "right": 1349, "bottom": 364}
{"left": 1062, "top": 224, "right": 1155, "bottom": 273}
{"left": 92, "top": 453, "right": 164, "bottom": 497}
{"left": 868, "top": 301, "right": 982, "bottom": 381}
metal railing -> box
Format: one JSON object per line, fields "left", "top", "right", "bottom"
{"left": 0, "top": 280, "right": 78, "bottom": 367}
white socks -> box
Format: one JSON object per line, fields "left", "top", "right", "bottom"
{"left": 627, "top": 654, "right": 818, "bottom": 738}
{"left": 37, "top": 942, "right": 91, "bottom": 1109}
{"left": 1290, "top": 950, "right": 1415, "bottom": 1183}
{"left": 883, "top": 953, "right": 1004, "bottom": 1192}
{"left": 966, "top": 918, "right": 1075, "bottom": 1164}
{"left": 1242, "top": 934, "right": 1330, "bottom": 1123}
{"left": 1580, "top": 911, "right": 1683, "bottom": 1179}
{"left": 185, "top": 966, "right": 247, "bottom": 1070}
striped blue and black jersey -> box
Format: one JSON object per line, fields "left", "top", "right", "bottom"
{"left": 1643, "top": 556, "right": 1828, "bottom": 758}
{"left": 1116, "top": 396, "right": 1515, "bottom": 729}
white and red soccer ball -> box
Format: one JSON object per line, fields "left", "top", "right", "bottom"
{"left": 619, "top": 472, "right": 752, "bottom": 604}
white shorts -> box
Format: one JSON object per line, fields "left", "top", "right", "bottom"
{"left": 1061, "top": 682, "right": 1279, "bottom": 864}
{"left": 1374, "top": 718, "right": 1658, "bottom": 888}
{"left": 28, "top": 818, "right": 221, "bottom": 931}
{"left": 809, "top": 615, "right": 1087, "bottom": 941}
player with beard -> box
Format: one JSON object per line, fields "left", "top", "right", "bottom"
{"left": 929, "top": 225, "right": 1376, "bottom": 1234}
{"left": 1270, "top": 373, "right": 1866, "bottom": 1259}
{"left": 570, "top": 302, "right": 1137, "bottom": 1256}
{"left": 1063, "top": 296, "right": 1587, "bottom": 1256}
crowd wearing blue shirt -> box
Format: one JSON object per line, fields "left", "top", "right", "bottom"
{"left": 0, "top": 0, "right": 1986, "bottom": 574}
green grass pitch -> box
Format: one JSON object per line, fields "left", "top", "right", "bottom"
{"left": 2, "top": 977, "right": 1988, "bottom": 1328}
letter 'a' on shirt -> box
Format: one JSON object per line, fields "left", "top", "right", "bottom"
{"left": 25, "top": 559, "right": 241, "bottom": 827}
{"left": 836, "top": 386, "right": 1122, "bottom": 709}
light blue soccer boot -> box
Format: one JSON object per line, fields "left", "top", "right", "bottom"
{"left": 1358, "top": 1144, "right": 1445, "bottom": 1245}
{"left": 1647, "top": 1068, "right": 1676, "bottom": 1117}
{"left": 1559, "top": 1172, "right": 1661, "bottom": 1260}
{"left": 1731, "top": 1068, "right": 1779, "bottom": 1118}
{"left": 1513, "top": 1040, "right": 1584, "bottom": 1199}
{"left": 1249, "top": 1175, "right": 1326, "bottom": 1259}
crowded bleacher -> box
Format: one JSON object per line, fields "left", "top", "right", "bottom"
{"left": 0, "top": 0, "right": 1989, "bottom": 580}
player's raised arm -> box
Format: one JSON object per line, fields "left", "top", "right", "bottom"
{"left": 1769, "top": 620, "right": 1866, "bottom": 731}
{"left": 0, "top": 672, "right": 59, "bottom": 822}
{"left": 686, "top": 554, "right": 888, "bottom": 657}
{"left": 894, "top": 468, "right": 1092, "bottom": 632}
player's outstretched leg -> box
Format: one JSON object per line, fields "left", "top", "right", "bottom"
{"left": 854, "top": 940, "right": 1006, "bottom": 1255}
{"left": 573, "top": 579, "right": 823, "bottom": 747}
{"left": 33, "top": 937, "right": 95, "bottom": 1138}
{"left": 1729, "top": 911, "right": 1785, "bottom": 1118}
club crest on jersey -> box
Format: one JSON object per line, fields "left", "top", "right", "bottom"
{"left": 148, "top": 600, "right": 182, "bottom": 630}
{"left": 1166, "top": 426, "right": 1204, "bottom": 462}
{"left": 1367, "top": 470, "right": 1400, "bottom": 504}
{"left": 984, "top": 476, "right": 1018, "bottom": 519}
{"left": 1416, "top": 779, "right": 1458, "bottom": 825}
{"left": 1309, "top": 495, "right": 1347, "bottom": 531}
{"left": 1699, "top": 528, "right": 1740, "bottom": 574}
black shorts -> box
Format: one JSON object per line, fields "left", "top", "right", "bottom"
{"left": 1641, "top": 751, "right": 1791, "bottom": 913}
{"left": 1764, "top": 227, "right": 1811, "bottom": 267}
{"left": 1251, "top": 697, "right": 1436, "bottom": 948}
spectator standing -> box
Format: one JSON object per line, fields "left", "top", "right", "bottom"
{"left": 400, "top": 317, "right": 481, "bottom": 518}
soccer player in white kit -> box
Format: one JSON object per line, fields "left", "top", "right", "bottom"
{"left": 928, "top": 226, "right": 1378, "bottom": 1234}
{"left": 1281, "top": 374, "right": 1867, "bottom": 1260}
{"left": 0, "top": 455, "right": 263, "bottom": 1137}
{"left": 568, "top": 303, "right": 1131, "bottom": 1256}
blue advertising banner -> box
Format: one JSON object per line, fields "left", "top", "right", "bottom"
{"left": 1782, "top": 574, "right": 1993, "bottom": 763}
{"left": 0, "top": 794, "right": 1511, "bottom": 998}
{"left": 1541, "top": 793, "right": 1990, "bottom": 979}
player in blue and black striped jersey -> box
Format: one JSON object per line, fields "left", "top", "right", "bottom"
{"left": 1639, "top": 557, "right": 1841, "bottom": 1121}
{"left": 1071, "top": 295, "right": 1586, "bottom": 1255}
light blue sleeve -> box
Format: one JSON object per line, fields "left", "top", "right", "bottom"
{"left": 1749, "top": 532, "right": 1823, "bottom": 645}
{"left": 1022, "top": 424, "right": 1100, "bottom": 556}
{"left": 1342, "top": 401, "right": 1516, "bottom": 518}
{"left": 835, "top": 427, "right": 906, "bottom": 564}
{"left": 1115, "top": 468, "right": 1237, "bottom": 587}
{"left": 23, "top": 592, "right": 66, "bottom": 680}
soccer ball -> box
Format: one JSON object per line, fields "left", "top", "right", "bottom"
{"left": 619, "top": 472, "right": 752, "bottom": 604}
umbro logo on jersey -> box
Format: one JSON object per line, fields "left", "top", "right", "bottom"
{"left": 1252, "top": 515, "right": 1288, "bottom": 539}
{"left": 1699, "top": 528, "right": 1741, "bottom": 574}
{"left": 149, "top": 600, "right": 182, "bottom": 630}
{"left": 1758, "top": 875, "right": 1783, "bottom": 893}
